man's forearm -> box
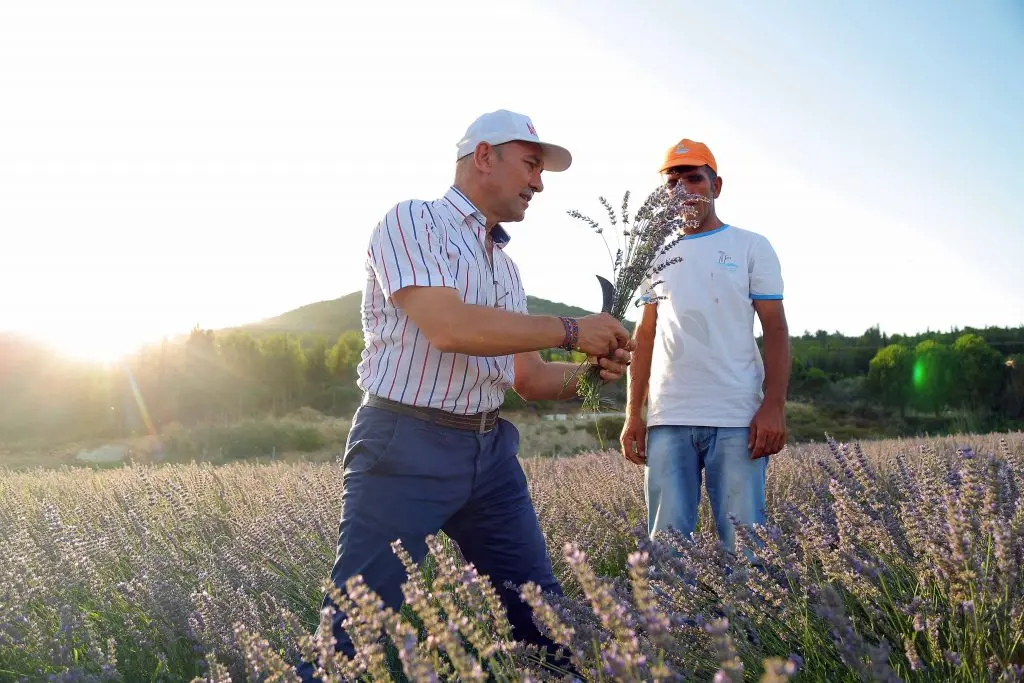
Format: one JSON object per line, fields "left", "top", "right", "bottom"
{"left": 626, "top": 306, "right": 656, "bottom": 419}
{"left": 438, "top": 304, "right": 567, "bottom": 357}
{"left": 625, "top": 345, "right": 652, "bottom": 418}
{"left": 761, "top": 327, "right": 791, "bottom": 406}
{"left": 393, "top": 283, "right": 567, "bottom": 357}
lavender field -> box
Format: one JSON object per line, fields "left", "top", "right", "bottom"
{"left": 1, "top": 431, "right": 1023, "bottom": 682}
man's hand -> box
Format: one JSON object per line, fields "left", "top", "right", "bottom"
{"left": 620, "top": 414, "right": 647, "bottom": 465}
{"left": 590, "top": 346, "right": 633, "bottom": 384}
{"left": 751, "top": 298, "right": 789, "bottom": 460}
{"left": 576, "top": 313, "right": 632, "bottom": 357}
{"left": 749, "top": 400, "right": 786, "bottom": 459}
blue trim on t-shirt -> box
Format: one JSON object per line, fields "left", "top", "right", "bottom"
{"left": 751, "top": 294, "right": 783, "bottom": 300}
{"left": 682, "top": 224, "right": 730, "bottom": 240}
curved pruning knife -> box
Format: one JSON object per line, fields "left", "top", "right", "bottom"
{"left": 596, "top": 275, "right": 615, "bottom": 314}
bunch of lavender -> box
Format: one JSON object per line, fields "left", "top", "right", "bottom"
{"left": 566, "top": 185, "right": 707, "bottom": 410}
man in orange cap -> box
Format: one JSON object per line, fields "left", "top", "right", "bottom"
{"left": 620, "top": 138, "right": 791, "bottom": 556}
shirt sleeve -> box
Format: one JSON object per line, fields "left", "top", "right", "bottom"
{"left": 367, "top": 200, "right": 458, "bottom": 299}
{"left": 748, "top": 235, "right": 784, "bottom": 300}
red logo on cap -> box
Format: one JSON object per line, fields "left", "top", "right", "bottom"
{"left": 527, "top": 122, "right": 537, "bottom": 135}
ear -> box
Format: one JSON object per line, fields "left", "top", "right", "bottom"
{"left": 712, "top": 175, "right": 723, "bottom": 199}
{"left": 472, "top": 142, "right": 497, "bottom": 174}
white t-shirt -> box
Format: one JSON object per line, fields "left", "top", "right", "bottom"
{"left": 643, "top": 224, "right": 784, "bottom": 428}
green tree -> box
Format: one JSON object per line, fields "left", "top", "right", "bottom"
{"left": 910, "top": 340, "right": 955, "bottom": 416}
{"left": 867, "top": 343, "right": 912, "bottom": 417}
{"left": 260, "top": 334, "right": 307, "bottom": 414}
{"left": 216, "top": 331, "right": 266, "bottom": 418}
{"left": 1002, "top": 355, "right": 1024, "bottom": 421}
{"left": 951, "top": 333, "right": 1005, "bottom": 414}
{"left": 181, "top": 326, "right": 218, "bottom": 423}
{"left": 305, "top": 337, "right": 331, "bottom": 391}
{"left": 327, "top": 330, "right": 365, "bottom": 382}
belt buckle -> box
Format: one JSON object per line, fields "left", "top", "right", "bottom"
{"left": 478, "top": 411, "right": 487, "bottom": 434}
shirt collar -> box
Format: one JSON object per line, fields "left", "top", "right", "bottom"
{"left": 443, "top": 185, "right": 512, "bottom": 248}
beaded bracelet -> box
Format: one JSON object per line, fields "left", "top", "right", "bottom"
{"left": 558, "top": 316, "right": 579, "bottom": 351}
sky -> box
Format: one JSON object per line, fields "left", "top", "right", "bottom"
{"left": 1, "top": 0, "right": 1021, "bottom": 362}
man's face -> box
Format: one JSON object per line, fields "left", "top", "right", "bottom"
{"left": 663, "top": 165, "right": 721, "bottom": 224}
{"left": 484, "top": 141, "right": 545, "bottom": 224}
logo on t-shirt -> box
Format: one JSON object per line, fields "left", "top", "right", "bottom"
{"left": 717, "top": 250, "right": 739, "bottom": 272}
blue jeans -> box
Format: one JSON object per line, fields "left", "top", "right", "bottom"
{"left": 296, "top": 403, "right": 566, "bottom": 681}
{"left": 645, "top": 425, "right": 767, "bottom": 554}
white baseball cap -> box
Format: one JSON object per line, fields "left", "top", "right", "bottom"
{"left": 456, "top": 109, "right": 572, "bottom": 172}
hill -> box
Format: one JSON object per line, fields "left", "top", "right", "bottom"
{"left": 232, "top": 291, "right": 364, "bottom": 338}
{"left": 230, "top": 292, "right": 633, "bottom": 339}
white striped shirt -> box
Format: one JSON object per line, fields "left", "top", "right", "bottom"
{"left": 356, "top": 185, "right": 529, "bottom": 415}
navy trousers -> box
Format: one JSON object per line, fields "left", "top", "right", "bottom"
{"left": 296, "top": 403, "right": 564, "bottom": 681}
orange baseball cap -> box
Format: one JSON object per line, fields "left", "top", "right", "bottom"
{"left": 658, "top": 138, "right": 717, "bottom": 174}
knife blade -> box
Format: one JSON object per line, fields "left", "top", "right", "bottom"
{"left": 596, "top": 275, "right": 615, "bottom": 314}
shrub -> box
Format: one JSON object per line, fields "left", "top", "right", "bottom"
{"left": 582, "top": 414, "right": 626, "bottom": 443}
{"left": 156, "top": 417, "right": 344, "bottom": 463}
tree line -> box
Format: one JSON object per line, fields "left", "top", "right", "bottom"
{"left": 1, "top": 322, "right": 1023, "bottom": 447}
{"left": 787, "top": 325, "right": 1024, "bottom": 430}
{"left": 0, "top": 327, "right": 366, "bottom": 445}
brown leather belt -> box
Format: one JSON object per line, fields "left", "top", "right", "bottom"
{"left": 361, "top": 393, "right": 501, "bottom": 433}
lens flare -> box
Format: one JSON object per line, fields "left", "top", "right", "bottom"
{"left": 912, "top": 357, "right": 927, "bottom": 390}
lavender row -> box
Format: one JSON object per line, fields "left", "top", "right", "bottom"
{"left": 1, "top": 431, "right": 1022, "bottom": 681}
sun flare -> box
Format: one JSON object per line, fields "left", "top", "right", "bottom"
{"left": 54, "top": 336, "right": 139, "bottom": 364}
{"left": 20, "top": 323, "right": 170, "bottom": 365}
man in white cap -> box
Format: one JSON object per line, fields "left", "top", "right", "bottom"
{"left": 297, "top": 110, "right": 633, "bottom": 680}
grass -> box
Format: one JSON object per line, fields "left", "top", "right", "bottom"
{"left": 1, "top": 429, "right": 1022, "bottom": 681}
{"left": 0, "top": 410, "right": 608, "bottom": 472}
{"left": 2, "top": 399, "right": 993, "bottom": 473}
{"left": 0, "top": 409, "right": 353, "bottom": 471}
